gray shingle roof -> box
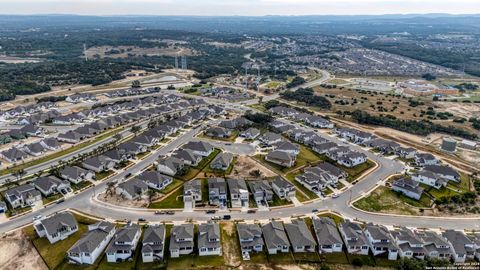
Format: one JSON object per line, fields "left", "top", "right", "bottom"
{"left": 284, "top": 219, "right": 316, "bottom": 248}
{"left": 39, "top": 212, "right": 78, "bottom": 237}
{"left": 313, "top": 217, "right": 342, "bottom": 246}
{"left": 262, "top": 221, "right": 290, "bottom": 250}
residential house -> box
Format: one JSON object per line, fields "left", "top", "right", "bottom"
{"left": 391, "top": 227, "right": 426, "bottom": 259}
{"left": 411, "top": 170, "right": 447, "bottom": 189}
{"left": 274, "top": 141, "right": 300, "bottom": 155}
{"left": 312, "top": 141, "right": 338, "bottom": 155}
{"left": 248, "top": 180, "right": 273, "bottom": 205}
{"left": 182, "top": 141, "right": 214, "bottom": 157}
{"left": 259, "top": 132, "right": 283, "bottom": 146}
{"left": 262, "top": 221, "right": 290, "bottom": 254}
{"left": 82, "top": 156, "right": 115, "bottom": 173}
{"left": 423, "top": 165, "right": 460, "bottom": 183}
{"left": 156, "top": 157, "right": 184, "bottom": 176}
{"left": 227, "top": 179, "right": 249, "bottom": 208}
{"left": 118, "top": 141, "right": 147, "bottom": 156}
{"left": 67, "top": 222, "right": 116, "bottom": 265}
{"left": 313, "top": 217, "right": 343, "bottom": 253}
{"left": 339, "top": 220, "right": 369, "bottom": 255}
{"left": 32, "top": 176, "right": 70, "bottom": 197}
{"left": 391, "top": 178, "right": 424, "bottom": 201}
{"left": 295, "top": 169, "right": 334, "bottom": 193}
{"left": 415, "top": 153, "right": 439, "bottom": 166}
{"left": 0, "top": 147, "right": 29, "bottom": 163}
{"left": 219, "top": 117, "right": 252, "bottom": 129}
{"left": 169, "top": 224, "right": 195, "bottom": 258}
{"left": 0, "top": 201, "right": 6, "bottom": 213}
{"left": 137, "top": 171, "right": 173, "bottom": 191}
{"left": 58, "top": 131, "right": 84, "bottom": 144}
{"left": 271, "top": 177, "right": 295, "bottom": 201}
{"left": 173, "top": 149, "right": 202, "bottom": 166}
{"left": 40, "top": 138, "right": 60, "bottom": 151}
{"left": 34, "top": 212, "right": 78, "bottom": 244}
{"left": 116, "top": 178, "right": 149, "bottom": 200}
{"left": 396, "top": 147, "right": 417, "bottom": 160}
{"left": 60, "top": 166, "right": 95, "bottom": 184}
{"left": 23, "top": 142, "right": 47, "bottom": 157}
{"left": 208, "top": 178, "right": 228, "bottom": 206}
{"left": 316, "top": 163, "right": 347, "bottom": 182}
{"left": 240, "top": 128, "right": 260, "bottom": 140}
{"left": 265, "top": 150, "right": 296, "bottom": 168}
{"left": 106, "top": 224, "right": 141, "bottom": 262}
{"left": 20, "top": 124, "right": 44, "bottom": 137}
{"left": 142, "top": 225, "right": 166, "bottom": 262}
{"left": 284, "top": 219, "right": 316, "bottom": 253}
{"left": 183, "top": 179, "right": 202, "bottom": 203}
{"left": 305, "top": 115, "right": 333, "bottom": 128}
{"left": 4, "top": 184, "right": 42, "bottom": 209}
{"left": 237, "top": 223, "right": 264, "bottom": 254}
{"left": 416, "top": 231, "right": 452, "bottom": 260}
{"left": 210, "top": 152, "right": 233, "bottom": 171}
{"left": 442, "top": 230, "right": 475, "bottom": 263}
{"left": 337, "top": 152, "right": 367, "bottom": 168}
{"left": 364, "top": 223, "right": 398, "bottom": 260}
{"left": 206, "top": 127, "right": 231, "bottom": 138}
{"left": 198, "top": 223, "right": 222, "bottom": 256}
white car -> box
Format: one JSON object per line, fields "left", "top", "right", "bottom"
{"left": 332, "top": 194, "right": 339, "bottom": 199}
{"left": 33, "top": 214, "right": 43, "bottom": 221}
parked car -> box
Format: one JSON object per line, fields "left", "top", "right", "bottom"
{"left": 332, "top": 193, "right": 339, "bottom": 198}
{"left": 311, "top": 209, "right": 318, "bottom": 213}
{"left": 206, "top": 210, "right": 216, "bottom": 214}
{"left": 247, "top": 210, "right": 256, "bottom": 214}
{"left": 211, "top": 216, "right": 222, "bottom": 221}
{"left": 154, "top": 211, "right": 165, "bottom": 215}
{"left": 56, "top": 199, "right": 65, "bottom": 204}
{"left": 138, "top": 218, "right": 146, "bottom": 222}
{"left": 223, "top": 215, "right": 231, "bottom": 220}
{"left": 165, "top": 211, "right": 175, "bottom": 215}
{"left": 33, "top": 215, "right": 43, "bottom": 221}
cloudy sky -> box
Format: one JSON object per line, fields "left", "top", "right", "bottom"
{"left": 1, "top": 0, "right": 479, "bottom": 16}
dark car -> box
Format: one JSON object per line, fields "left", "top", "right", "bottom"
{"left": 138, "top": 218, "right": 146, "bottom": 222}
{"left": 124, "top": 173, "right": 132, "bottom": 179}
{"left": 247, "top": 209, "right": 256, "bottom": 214}
{"left": 165, "top": 211, "right": 175, "bottom": 215}
{"left": 56, "top": 198, "right": 65, "bottom": 204}
{"left": 206, "top": 210, "right": 216, "bottom": 214}
{"left": 223, "top": 215, "right": 231, "bottom": 220}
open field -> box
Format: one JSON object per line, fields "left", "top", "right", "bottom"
{"left": 84, "top": 45, "right": 197, "bottom": 59}
{"left": 229, "top": 155, "right": 277, "bottom": 179}
{"left": 0, "top": 229, "right": 47, "bottom": 270}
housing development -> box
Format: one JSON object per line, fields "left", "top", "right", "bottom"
{"left": 0, "top": 9, "right": 480, "bottom": 270}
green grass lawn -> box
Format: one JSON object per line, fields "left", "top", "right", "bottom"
{"left": 425, "top": 186, "right": 461, "bottom": 199}
{"left": 317, "top": 212, "right": 344, "bottom": 225}
{"left": 342, "top": 159, "right": 376, "bottom": 183}
{"left": 160, "top": 179, "right": 183, "bottom": 194}
{"left": 448, "top": 172, "right": 471, "bottom": 192}
{"left": 23, "top": 213, "right": 97, "bottom": 270}
{"left": 203, "top": 157, "right": 237, "bottom": 177}
{"left": 96, "top": 170, "right": 115, "bottom": 181}
{"left": 285, "top": 172, "right": 318, "bottom": 201}
{"left": 177, "top": 149, "right": 221, "bottom": 181}
{"left": 71, "top": 181, "right": 93, "bottom": 191}
{"left": 336, "top": 181, "right": 345, "bottom": 190}
{"left": 247, "top": 104, "right": 267, "bottom": 113}
{"left": 136, "top": 151, "right": 151, "bottom": 160}
{"left": 149, "top": 187, "right": 184, "bottom": 209}
{"left": 42, "top": 193, "right": 63, "bottom": 205}
{"left": 295, "top": 145, "right": 326, "bottom": 169}
{"left": 353, "top": 186, "right": 432, "bottom": 215}
{"left": 268, "top": 194, "right": 293, "bottom": 207}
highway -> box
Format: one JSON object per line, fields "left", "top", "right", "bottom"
{"left": 1, "top": 69, "right": 479, "bottom": 234}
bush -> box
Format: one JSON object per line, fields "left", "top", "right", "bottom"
{"left": 352, "top": 258, "right": 363, "bottom": 267}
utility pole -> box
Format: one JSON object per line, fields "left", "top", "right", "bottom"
{"left": 83, "top": 43, "right": 88, "bottom": 61}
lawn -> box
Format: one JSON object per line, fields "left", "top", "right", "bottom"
{"left": 96, "top": 170, "right": 115, "bottom": 181}
{"left": 148, "top": 186, "right": 184, "bottom": 209}
{"left": 285, "top": 172, "right": 318, "bottom": 201}
{"left": 176, "top": 149, "right": 221, "bottom": 181}
{"left": 448, "top": 172, "right": 472, "bottom": 192}
{"left": 23, "top": 213, "right": 97, "bottom": 270}
{"left": 353, "top": 186, "right": 432, "bottom": 215}
{"left": 247, "top": 104, "right": 267, "bottom": 113}
{"left": 71, "top": 180, "right": 93, "bottom": 191}
{"left": 160, "top": 179, "right": 183, "bottom": 194}
{"left": 256, "top": 145, "right": 324, "bottom": 174}
{"left": 42, "top": 193, "right": 64, "bottom": 205}
{"left": 136, "top": 151, "right": 151, "bottom": 160}
{"left": 203, "top": 157, "right": 237, "bottom": 177}
{"left": 342, "top": 159, "right": 376, "bottom": 183}
{"left": 317, "top": 212, "right": 345, "bottom": 225}
{"left": 424, "top": 185, "right": 461, "bottom": 200}
{"left": 268, "top": 194, "right": 293, "bottom": 207}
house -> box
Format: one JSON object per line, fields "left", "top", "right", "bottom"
{"left": 208, "top": 178, "right": 228, "bottom": 206}
{"left": 411, "top": 170, "right": 447, "bottom": 189}
{"left": 23, "top": 142, "right": 47, "bottom": 157}
{"left": 423, "top": 165, "right": 460, "bottom": 182}
{"left": 313, "top": 217, "right": 343, "bottom": 253}
{"left": 391, "top": 227, "right": 426, "bottom": 259}
{"left": 156, "top": 157, "right": 184, "bottom": 176}
{"left": 0, "top": 147, "right": 29, "bottom": 163}
{"left": 265, "top": 150, "right": 296, "bottom": 167}
{"left": 269, "top": 106, "right": 298, "bottom": 117}
{"left": 339, "top": 220, "right": 369, "bottom": 255}
{"left": 415, "top": 153, "right": 439, "bottom": 166}
{"left": 271, "top": 177, "right": 295, "bottom": 201}
{"left": 262, "top": 221, "right": 290, "bottom": 254}
{"left": 198, "top": 223, "right": 222, "bottom": 256}
{"left": 396, "top": 147, "right": 417, "bottom": 159}
{"left": 82, "top": 156, "right": 115, "bottom": 173}
{"left": 184, "top": 179, "right": 202, "bottom": 203}
{"left": 284, "top": 219, "right": 316, "bottom": 253}
{"left": 248, "top": 180, "right": 273, "bottom": 205}
{"left": 60, "top": 166, "right": 95, "bottom": 184}
{"left": 210, "top": 152, "right": 233, "bottom": 171}
{"left": 391, "top": 178, "right": 424, "bottom": 201}
{"left": 137, "top": 171, "right": 173, "bottom": 191}
{"left": 337, "top": 152, "right": 367, "bottom": 168}
{"left": 40, "top": 138, "right": 60, "bottom": 151}
{"left": 169, "top": 224, "right": 194, "bottom": 258}
{"left": 32, "top": 176, "right": 70, "bottom": 197}
{"left": 20, "top": 124, "right": 44, "bottom": 137}
{"left": 118, "top": 141, "right": 147, "bottom": 155}
{"left": 442, "top": 230, "right": 475, "bottom": 263}
{"left": 416, "top": 230, "right": 452, "bottom": 260}
{"left": 237, "top": 223, "right": 264, "bottom": 254}
{"left": 131, "top": 135, "right": 158, "bottom": 148}
{"left": 219, "top": 117, "right": 252, "bottom": 129}
{"left": 312, "top": 141, "right": 338, "bottom": 155}
{"left": 305, "top": 115, "right": 333, "bottom": 128}
{"left": 103, "top": 149, "right": 129, "bottom": 163}
{"left": 0, "top": 201, "right": 6, "bottom": 213}
{"left": 295, "top": 169, "right": 334, "bottom": 193}
{"left": 227, "top": 178, "right": 249, "bottom": 208}
{"left": 182, "top": 141, "right": 214, "bottom": 157}
{"left": 259, "top": 132, "right": 283, "bottom": 146}
{"left": 34, "top": 212, "right": 78, "bottom": 244}
{"left": 106, "top": 224, "right": 141, "bottom": 262}
{"left": 58, "top": 131, "right": 84, "bottom": 144}
{"left": 67, "top": 221, "right": 116, "bottom": 265}
{"left": 4, "top": 184, "right": 42, "bottom": 209}
{"left": 116, "top": 178, "right": 149, "bottom": 200}
{"left": 173, "top": 149, "right": 202, "bottom": 166}
{"left": 142, "top": 225, "right": 166, "bottom": 263}
{"left": 467, "top": 234, "right": 480, "bottom": 260}
{"left": 364, "top": 223, "right": 398, "bottom": 260}
{"left": 316, "top": 163, "right": 347, "bottom": 181}
{"left": 206, "top": 127, "right": 231, "bottom": 138}
{"left": 274, "top": 141, "right": 300, "bottom": 155}
{"left": 240, "top": 128, "right": 260, "bottom": 140}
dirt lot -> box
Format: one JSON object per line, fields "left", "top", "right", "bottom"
{"left": 98, "top": 192, "right": 163, "bottom": 208}
{"left": 435, "top": 101, "right": 480, "bottom": 119}
{"left": 84, "top": 45, "right": 197, "bottom": 59}
{"left": 229, "top": 156, "right": 277, "bottom": 178}
{"left": 0, "top": 230, "right": 47, "bottom": 270}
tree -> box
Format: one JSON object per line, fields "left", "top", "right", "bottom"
{"left": 147, "top": 189, "right": 156, "bottom": 205}
{"left": 105, "top": 182, "right": 116, "bottom": 198}
{"left": 258, "top": 96, "right": 263, "bottom": 104}
{"left": 130, "top": 125, "right": 141, "bottom": 135}
{"left": 131, "top": 80, "right": 141, "bottom": 88}
{"left": 12, "top": 169, "right": 26, "bottom": 181}
{"left": 422, "top": 73, "right": 436, "bottom": 81}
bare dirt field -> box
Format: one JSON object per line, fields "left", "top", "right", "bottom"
{"left": 435, "top": 102, "right": 480, "bottom": 119}
{"left": 84, "top": 45, "right": 197, "bottom": 59}
{"left": 98, "top": 192, "right": 163, "bottom": 208}
{"left": 0, "top": 230, "right": 47, "bottom": 270}
{"left": 229, "top": 156, "right": 277, "bottom": 178}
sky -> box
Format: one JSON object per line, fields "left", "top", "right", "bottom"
{"left": 1, "top": 0, "right": 479, "bottom": 16}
